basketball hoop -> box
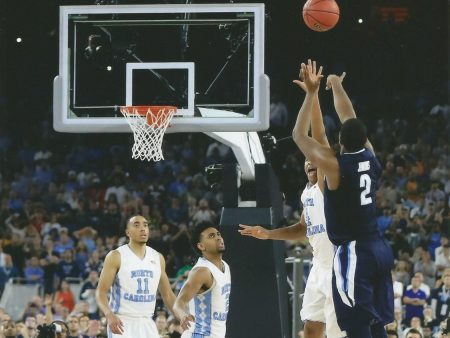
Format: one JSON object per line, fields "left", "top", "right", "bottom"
{"left": 120, "top": 106, "right": 176, "bottom": 162}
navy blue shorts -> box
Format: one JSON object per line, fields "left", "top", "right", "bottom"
{"left": 332, "top": 236, "right": 394, "bottom": 331}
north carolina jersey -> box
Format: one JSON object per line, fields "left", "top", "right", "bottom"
{"left": 301, "top": 182, "right": 335, "bottom": 268}
{"left": 109, "top": 244, "right": 161, "bottom": 318}
{"left": 324, "top": 148, "right": 382, "bottom": 246}
{"left": 182, "top": 257, "right": 231, "bottom": 338}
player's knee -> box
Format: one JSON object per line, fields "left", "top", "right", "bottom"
{"left": 304, "top": 321, "right": 324, "bottom": 337}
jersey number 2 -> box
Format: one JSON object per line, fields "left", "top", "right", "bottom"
{"left": 360, "top": 174, "right": 372, "bottom": 205}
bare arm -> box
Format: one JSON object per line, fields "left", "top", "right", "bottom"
{"left": 292, "top": 61, "right": 340, "bottom": 188}
{"left": 293, "top": 64, "right": 328, "bottom": 193}
{"left": 239, "top": 213, "right": 307, "bottom": 241}
{"left": 293, "top": 66, "right": 329, "bottom": 147}
{"left": 311, "top": 98, "right": 328, "bottom": 193}
{"left": 44, "top": 294, "right": 53, "bottom": 324}
{"left": 158, "top": 253, "right": 176, "bottom": 316}
{"left": 326, "top": 75, "right": 375, "bottom": 154}
{"left": 293, "top": 109, "right": 340, "bottom": 189}
{"left": 173, "top": 267, "right": 213, "bottom": 330}
{"left": 95, "top": 250, "right": 124, "bottom": 335}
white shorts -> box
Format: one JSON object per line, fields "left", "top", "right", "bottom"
{"left": 300, "top": 264, "right": 346, "bottom": 338}
{"left": 107, "top": 315, "right": 158, "bottom": 338}
{"left": 181, "top": 331, "right": 224, "bottom": 338}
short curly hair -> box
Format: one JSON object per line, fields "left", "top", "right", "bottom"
{"left": 191, "top": 222, "right": 218, "bottom": 256}
{"left": 339, "top": 118, "right": 367, "bottom": 152}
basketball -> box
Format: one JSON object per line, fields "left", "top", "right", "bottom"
{"left": 303, "top": 0, "right": 340, "bottom": 32}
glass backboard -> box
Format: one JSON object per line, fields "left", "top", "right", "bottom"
{"left": 53, "top": 4, "right": 269, "bottom": 133}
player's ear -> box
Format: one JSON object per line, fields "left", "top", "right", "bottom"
{"left": 197, "top": 242, "right": 205, "bottom": 253}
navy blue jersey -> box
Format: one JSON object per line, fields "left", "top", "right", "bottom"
{"left": 324, "top": 148, "right": 382, "bottom": 245}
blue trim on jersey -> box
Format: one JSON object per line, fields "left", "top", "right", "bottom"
{"left": 192, "top": 333, "right": 205, "bottom": 338}
{"left": 107, "top": 326, "right": 112, "bottom": 338}
{"left": 110, "top": 276, "right": 121, "bottom": 313}
{"left": 194, "top": 291, "right": 212, "bottom": 335}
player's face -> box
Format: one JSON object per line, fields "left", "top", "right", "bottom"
{"left": 199, "top": 228, "right": 225, "bottom": 255}
{"left": 126, "top": 216, "right": 150, "bottom": 244}
{"left": 304, "top": 160, "right": 317, "bottom": 184}
{"left": 443, "top": 274, "right": 450, "bottom": 288}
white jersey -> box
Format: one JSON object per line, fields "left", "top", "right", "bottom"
{"left": 181, "top": 257, "right": 231, "bottom": 338}
{"left": 109, "top": 244, "right": 161, "bottom": 318}
{"left": 301, "top": 182, "right": 335, "bottom": 268}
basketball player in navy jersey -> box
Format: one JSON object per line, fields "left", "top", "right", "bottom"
{"left": 292, "top": 59, "right": 394, "bottom": 338}
{"left": 96, "top": 215, "right": 176, "bottom": 337}
{"left": 238, "top": 67, "right": 345, "bottom": 338}
{"left": 173, "top": 222, "right": 231, "bottom": 338}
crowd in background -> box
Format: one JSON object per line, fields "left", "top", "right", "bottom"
{"left": 0, "top": 90, "right": 448, "bottom": 337}
{"left": 0, "top": 0, "right": 448, "bottom": 335}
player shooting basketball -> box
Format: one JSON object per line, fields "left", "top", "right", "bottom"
{"left": 239, "top": 61, "right": 345, "bottom": 338}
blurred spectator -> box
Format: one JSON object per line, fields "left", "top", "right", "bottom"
{"left": 410, "top": 198, "right": 427, "bottom": 219}
{"left": 40, "top": 239, "right": 60, "bottom": 294}
{"left": 3, "top": 233, "right": 26, "bottom": 273}
{"left": 1, "top": 320, "right": 19, "bottom": 338}
{"left": 54, "top": 279, "right": 75, "bottom": 313}
{"left": 24, "top": 315, "right": 38, "bottom": 338}
{"left": 41, "top": 213, "right": 62, "bottom": 239}
{"left": 24, "top": 256, "right": 44, "bottom": 285}
{"left": 269, "top": 94, "right": 289, "bottom": 130}
{"left": 54, "top": 228, "right": 75, "bottom": 255}
{"left": 205, "top": 142, "right": 231, "bottom": 160}
{"left": 66, "top": 315, "right": 82, "bottom": 338}
{"left": 79, "top": 270, "right": 99, "bottom": 319}
{"left": 435, "top": 235, "right": 449, "bottom": 258}
{"left": 425, "top": 183, "right": 445, "bottom": 205}
{"left": 191, "top": 199, "right": 216, "bottom": 225}
{"left": 413, "top": 251, "right": 437, "bottom": 287}
{"left": 167, "top": 318, "right": 182, "bottom": 338}
{"left": 82, "top": 249, "right": 103, "bottom": 278}
{"left": 435, "top": 244, "right": 450, "bottom": 276}
{"left": 165, "top": 198, "right": 188, "bottom": 224}
{"left": 404, "top": 327, "right": 423, "bottom": 338}
{"left": 5, "top": 213, "right": 26, "bottom": 240}
{"left": 22, "top": 296, "right": 44, "bottom": 320}
{"left": 392, "top": 271, "right": 404, "bottom": 309}
{"left": 57, "top": 250, "right": 80, "bottom": 280}
{"left": 74, "top": 241, "right": 89, "bottom": 272}
{"left": 0, "top": 254, "right": 19, "bottom": 295}
{"left": 155, "top": 313, "right": 169, "bottom": 337}
{"left": 78, "top": 314, "right": 90, "bottom": 336}
{"left": 378, "top": 207, "right": 393, "bottom": 235}
{"left": 407, "top": 272, "right": 431, "bottom": 298}
{"left": 429, "top": 271, "right": 450, "bottom": 324}
{"left": 104, "top": 175, "right": 128, "bottom": 205}
{"left": 395, "top": 260, "right": 412, "bottom": 286}
{"left": 98, "top": 202, "right": 122, "bottom": 238}
{"left": 73, "top": 227, "right": 97, "bottom": 254}
{"left": 403, "top": 275, "right": 427, "bottom": 322}
{"left": 386, "top": 329, "right": 399, "bottom": 338}
{"left": 422, "top": 306, "right": 437, "bottom": 331}
{"left": 170, "top": 224, "right": 192, "bottom": 260}
{"left": 171, "top": 267, "right": 191, "bottom": 295}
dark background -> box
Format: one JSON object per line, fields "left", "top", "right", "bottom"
{"left": 0, "top": 0, "right": 448, "bottom": 128}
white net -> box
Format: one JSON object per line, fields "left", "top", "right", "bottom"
{"left": 120, "top": 106, "right": 176, "bottom": 162}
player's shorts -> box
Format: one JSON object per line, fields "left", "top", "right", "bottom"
{"left": 181, "top": 332, "right": 225, "bottom": 338}
{"left": 107, "top": 315, "right": 158, "bottom": 338}
{"left": 332, "top": 235, "right": 395, "bottom": 332}
{"left": 300, "top": 263, "right": 346, "bottom": 338}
